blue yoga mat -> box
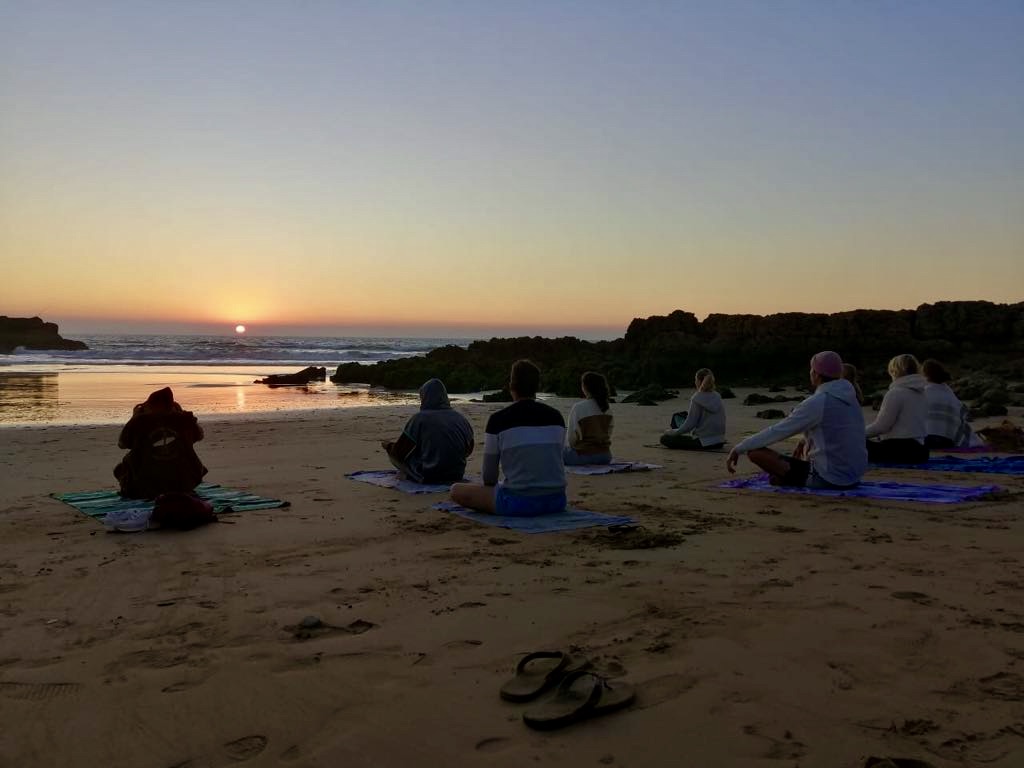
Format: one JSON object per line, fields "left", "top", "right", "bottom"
{"left": 719, "top": 474, "right": 1001, "bottom": 504}
{"left": 565, "top": 461, "right": 662, "bottom": 476}
{"left": 53, "top": 483, "right": 290, "bottom": 519}
{"left": 345, "top": 469, "right": 470, "bottom": 494}
{"left": 431, "top": 501, "right": 634, "bottom": 533}
{"left": 874, "top": 455, "right": 1024, "bottom": 476}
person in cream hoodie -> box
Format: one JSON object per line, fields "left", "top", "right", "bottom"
{"left": 727, "top": 351, "right": 867, "bottom": 488}
{"left": 865, "top": 354, "right": 929, "bottom": 463}
{"left": 661, "top": 368, "right": 726, "bottom": 450}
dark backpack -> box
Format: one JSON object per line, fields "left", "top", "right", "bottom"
{"left": 151, "top": 492, "right": 217, "bottom": 530}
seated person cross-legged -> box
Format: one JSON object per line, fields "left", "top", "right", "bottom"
{"left": 382, "top": 378, "right": 474, "bottom": 484}
{"left": 726, "top": 351, "right": 867, "bottom": 489}
{"left": 921, "top": 358, "right": 978, "bottom": 450}
{"left": 661, "top": 368, "right": 726, "bottom": 450}
{"left": 563, "top": 371, "right": 614, "bottom": 466}
{"left": 865, "top": 354, "right": 930, "bottom": 464}
{"left": 450, "top": 359, "right": 567, "bottom": 516}
{"left": 114, "top": 387, "right": 208, "bottom": 499}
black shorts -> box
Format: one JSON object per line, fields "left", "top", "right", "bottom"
{"left": 777, "top": 456, "right": 858, "bottom": 490}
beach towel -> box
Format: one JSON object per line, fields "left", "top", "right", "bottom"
{"left": 346, "top": 469, "right": 468, "bottom": 494}
{"left": 431, "top": 502, "right": 634, "bottom": 533}
{"left": 718, "top": 474, "right": 1001, "bottom": 504}
{"left": 564, "top": 461, "right": 662, "bottom": 476}
{"left": 54, "top": 483, "right": 290, "bottom": 519}
{"left": 873, "top": 455, "right": 1024, "bottom": 476}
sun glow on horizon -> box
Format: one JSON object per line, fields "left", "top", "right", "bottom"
{"left": 235, "top": 325, "right": 246, "bottom": 334}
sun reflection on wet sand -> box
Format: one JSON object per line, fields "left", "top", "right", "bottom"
{"left": 0, "top": 366, "right": 420, "bottom": 426}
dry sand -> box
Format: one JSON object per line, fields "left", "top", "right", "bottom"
{"left": 1, "top": 393, "right": 1022, "bottom": 768}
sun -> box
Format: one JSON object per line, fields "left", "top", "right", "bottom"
{"left": 235, "top": 324, "right": 246, "bottom": 334}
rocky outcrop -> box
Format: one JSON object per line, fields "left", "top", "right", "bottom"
{"left": 0, "top": 316, "right": 88, "bottom": 355}
{"left": 743, "top": 393, "right": 804, "bottom": 406}
{"left": 255, "top": 366, "right": 326, "bottom": 387}
{"left": 330, "top": 301, "right": 1024, "bottom": 395}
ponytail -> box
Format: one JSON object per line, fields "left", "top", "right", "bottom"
{"left": 695, "top": 368, "right": 716, "bottom": 393}
{"left": 581, "top": 371, "right": 611, "bottom": 412}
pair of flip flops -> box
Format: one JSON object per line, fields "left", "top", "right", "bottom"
{"left": 499, "top": 651, "right": 635, "bottom": 730}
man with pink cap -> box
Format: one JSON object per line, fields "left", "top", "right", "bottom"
{"left": 727, "top": 351, "right": 868, "bottom": 488}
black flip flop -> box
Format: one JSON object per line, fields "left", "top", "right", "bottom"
{"left": 522, "top": 670, "right": 635, "bottom": 730}
{"left": 500, "top": 651, "right": 586, "bottom": 702}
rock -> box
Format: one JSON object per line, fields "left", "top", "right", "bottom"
{"left": 0, "top": 316, "right": 88, "bottom": 355}
{"left": 977, "top": 420, "right": 1024, "bottom": 451}
{"left": 979, "top": 387, "right": 1010, "bottom": 406}
{"left": 621, "top": 385, "right": 678, "bottom": 404}
{"left": 255, "top": 366, "right": 326, "bottom": 387}
{"left": 480, "top": 389, "right": 512, "bottom": 403}
{"left": 768, "top": 384, "right": 785, "bottom": 392}
{"left": 718, "top": 387, "right": 736, "bottom": 399}
{"left": 756, "top": 409, "right": 787, "bottom": 419}
{"left": 299, "top": 615, "right": 323, "bottom": 629}
{"left": 969, "top": 402, "right": 1008, "bottom": 419}
{"left": 743, "top": 393, "right": 802, "bottom": 406}
{"left": 324, "top": 301, "right": 1024, "bottom": 395}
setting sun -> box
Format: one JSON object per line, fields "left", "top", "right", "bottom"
{"left": 235, "top": 325, "right": 246, "bottom": 334}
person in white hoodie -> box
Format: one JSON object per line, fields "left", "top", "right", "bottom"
{"left": 726, "top": 351, "right": 867, "bottom": 488}
{"left": 921, "top": 358, "right": 978, "bottom": 449}
{"left": 661, "top": 368, "right": 726, "bottom": 450}
{"left": 865, "top": 354, "right": 929, "bottom": 463}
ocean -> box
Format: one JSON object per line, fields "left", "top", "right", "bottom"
{"left": 0, "top": 334, "right": 474, "bottom": 427}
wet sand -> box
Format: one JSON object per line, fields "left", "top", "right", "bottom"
{"left": 0, "top": 394, "right": 1022, "bottom": 767}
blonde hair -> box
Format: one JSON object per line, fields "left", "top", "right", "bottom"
{"left": 695, "top": 368, "right": 716, "bottom": 392}
{"left": 887, "top": 354, "right": 920, "bottom": 380}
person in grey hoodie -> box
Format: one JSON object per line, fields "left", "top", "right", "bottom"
{"left": 864, "top": 354, "right": 929, "bottom": 463}
{"left": 661, "top": 368, "right": 726, "bottom": 450}
{"left": 382, "top": 378, "right": 474, "bottom": 484}
{"left": 727, "top": 351, "right": 867, "bottom": 488}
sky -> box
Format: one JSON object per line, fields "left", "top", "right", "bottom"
{"left": 1, "top": 1, "right": 1022, "bottom": 339}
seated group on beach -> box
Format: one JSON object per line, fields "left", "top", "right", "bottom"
{"left": 114, "top": 350, "right": 977, "bottom": 514}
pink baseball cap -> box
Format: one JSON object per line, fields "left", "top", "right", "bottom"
{"left": 810, "top": 351, "right": 843, "bottom": 379}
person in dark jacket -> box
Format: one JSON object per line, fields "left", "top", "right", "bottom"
{"left": 383, "top": 378, "right": 474, "bottom": 483}
{"left": 114, "top": 387, "right": 208, "bottom": 498}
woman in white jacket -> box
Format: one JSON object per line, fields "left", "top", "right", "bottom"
{"left": 661, "top": 369, "right": 726, "bottom": 450}
{"left": 865, "top": 354, "right": 929, "bottom": 463}
{"left": 564, "top": 371, "right": 614, "bottom": 465}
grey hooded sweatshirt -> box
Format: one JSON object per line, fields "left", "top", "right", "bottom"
{"left": 402, "top": 379, "right": 474, "bottom": 483}
{"left": 666, "top": 391, "right": 726, "bottom": 446}
{"left": 865, "top": 373, "right": 928, "bottom": 443}
{"left": 734, "top": 379, "right": 867, "bottom": 486}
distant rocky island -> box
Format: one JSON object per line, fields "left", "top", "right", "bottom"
{"left": 331, "top": 301, "right": 1024, "bottom": 397}
{"left": 0, "top": 316, "right": 88, "bottom": 355}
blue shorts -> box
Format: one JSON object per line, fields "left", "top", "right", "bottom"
{"left": 495, "top": 487, "right": 567, "bottom": 517}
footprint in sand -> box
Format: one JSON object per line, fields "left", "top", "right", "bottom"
{"left": 475, "top": 737, "right": 511, "bottom": 753}
{"left": 0, "top": 681, "right": 82, "bottom": 701}
{"left": 168, "top": 735, "right": 268, "bottom": 768}
{"left": 632, "top": 673, "right": 700, "bottom": 710}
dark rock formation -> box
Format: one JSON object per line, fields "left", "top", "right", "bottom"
{"left": 718, "top": 387, "right": 736, "bottom": 399}
{"left": 255, "top": 366, "right": 326, "bottom": 387}
{"left": 743, "top": 393, "right": 804, "bottom": 406}
{"left": 621, "top": 385, "right": 679, "bottom": 404}
{"left": 977, "top": 420, "right": 1024, "bottom": 451}
{"left": 756, "top": 409, "right": 787, "bottom": 419}
{"left": 329, "top": 301, "right": 1024, "bottom": 395}
{"left": 480, "top": 389, "right": 513, "bottom": 403}
{"left": 0, "top": 316, "right": 87, "bottom": 355}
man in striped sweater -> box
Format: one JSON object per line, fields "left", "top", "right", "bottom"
{"left": 450, "top": 359, "right": 567, "bottom": 516}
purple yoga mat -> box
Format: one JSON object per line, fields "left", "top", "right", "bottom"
{"left": 719, "top": 473, "right": 1001, "bottom": 504}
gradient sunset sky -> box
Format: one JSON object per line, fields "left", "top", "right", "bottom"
{"left": 2, "top": 1, "right": 1022, "bottom": 338}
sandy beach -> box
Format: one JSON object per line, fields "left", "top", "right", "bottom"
{"left": 1, "top": 394, "right": 1022, "bottom": 768}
